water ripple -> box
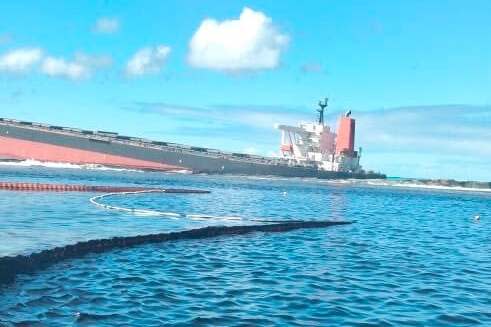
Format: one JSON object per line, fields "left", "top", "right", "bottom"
{"left": 0, "top": 167, "right": 490, "bottom": 325}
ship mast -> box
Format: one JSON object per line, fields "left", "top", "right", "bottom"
{"left": 317, "top": 98, "right": 328, "bottom": 125}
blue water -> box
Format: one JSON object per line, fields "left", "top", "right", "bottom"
{"left": 0, "top": 165, "right": 490, "bottom": 326}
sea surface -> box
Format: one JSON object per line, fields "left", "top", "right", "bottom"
{"left": 0, "top": 163, "right": 490, "bottom": 326}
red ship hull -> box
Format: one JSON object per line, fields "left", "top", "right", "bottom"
{"left": 0, "top": 136, "right": 183, "bottom": 171}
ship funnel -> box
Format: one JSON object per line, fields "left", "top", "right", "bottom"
{"left": 335, "top": 114, "right": 355, "bottom": 155}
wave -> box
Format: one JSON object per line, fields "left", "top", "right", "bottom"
{"left": 322, "top": 178, "right": 491, "bottom": 193}
{"left": 165, "top": 169, "right": 193, "bottom": 174}
{"left": 391, "top": 182, "right": 491, "bottom": 193}
{"left": 0, "top": 159, "right": 143, "bottom": 173}
{"left": 1, "top": 159, "right": 488, "bottom": 194}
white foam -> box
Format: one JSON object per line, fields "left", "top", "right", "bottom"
{"left": 89, "top": 190, "right": 183, "bottom": 219}
{"left": 165, "top": 169, "right": 192, "bottom": 174}
{"left": 321, "top": 178, "right": 491, "bottom": 193}
{"left": 133, "top": 209, "right": 181, "bottom": 218}
{"left": 0, "top": 159, "right": 143, "bottom": 173}
{"left": 390, "top": 182, "right": 491, "bottom": 193}
{"left": 360, "top": 179, "right": 491, "bottom": 193}
{"left": 186, "top": 214, "right": 242, "bottom": 221}
{"left": 90, "top": 192, "right": 246, "bottom": 221}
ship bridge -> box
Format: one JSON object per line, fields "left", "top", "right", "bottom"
{"left": 276, "top": 98, "right": 361, "bottom": 173}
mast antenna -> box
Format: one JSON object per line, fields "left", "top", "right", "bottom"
{"left": 317, "top": 97, "right": 328, "bottom": 125}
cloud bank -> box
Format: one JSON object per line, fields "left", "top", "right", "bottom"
{"left": 125, "top": 45, "right": 171, "bottom": 77}
{"left": 125, "top": 102, "right": 491, "bottom": 181}
{"left": 353, "top": 105, "right": 491, "bottom": 157}
{"left": 188, "top": 7, "right": 289, "bottom": 72}
{"left": 334, "top": 105, "right": 491, "bottom": 180}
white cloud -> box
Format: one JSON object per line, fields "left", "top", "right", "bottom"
{"left": 125, "top": 45, "right": 171, "bottom": 77}
{"left": 0, "top": 48, "right": 43, "bottom": 73}
{"left": 41, "top": 57, "right": 89, "bottom": 80}
{"left": 0, "top": 47, "right": 111, "bottom": 80}
{"left": 188, "top": 7, "right": 289, "bottom": 72}
{"left": 94, "top": 17, "right": 120, "bottom": 34}
{"left": 40, "top": 53, "right": 112, "bottom": 80}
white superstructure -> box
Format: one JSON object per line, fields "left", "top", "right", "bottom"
{"left": 276, "top": 98, "right": 361, "bottom": 173}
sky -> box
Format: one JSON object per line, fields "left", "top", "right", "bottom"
{"left": 0, "top": 1, "right": 490, "bottom": 181}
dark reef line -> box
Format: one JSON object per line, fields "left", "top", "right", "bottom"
{"left": 0, "top": 220, "right": 351, "bottom": 286}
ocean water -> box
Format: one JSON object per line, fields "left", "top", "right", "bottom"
{"left": 0, "top": 164, "right": 490, "bottom": 326}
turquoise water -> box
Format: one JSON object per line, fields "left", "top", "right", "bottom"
{"left": 0, "top": 165, "right": 490, "bottom": 326}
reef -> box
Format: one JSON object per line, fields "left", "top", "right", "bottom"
{"left": 409, "top": 179, "right": 491, "bottom": 190}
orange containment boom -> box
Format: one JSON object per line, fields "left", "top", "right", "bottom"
{"left": 0, "top": 181, "right": 210, "bottom": 193}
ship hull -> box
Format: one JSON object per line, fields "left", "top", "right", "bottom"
{"left": 0, "top": 122, "right": 384, "bottom": 179}
{"left": 0, "top": 136, "right": 181, "bottom": 171}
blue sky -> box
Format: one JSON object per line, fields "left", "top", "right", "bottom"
{"left": 0, "top": 1, "right": 490, "bottom": 181}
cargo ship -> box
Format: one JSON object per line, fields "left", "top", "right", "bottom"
{"left": 0, "top": 99, "right": 384, "bottom": 179}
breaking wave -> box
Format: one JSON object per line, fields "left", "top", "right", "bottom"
{"left": 322, "top": 178, "right": 491, "bottom": 193}
{"left": 165, "top": 169, "right": 193, "bottom": 174}
{"left": 0, "top": 159, "right": 143, "bottom": 173}
{"left": 1, "top": 159, "right": 488, "bottom": 194}
{"left": 390, "top": 182, "right": 491, "bottom": 193}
